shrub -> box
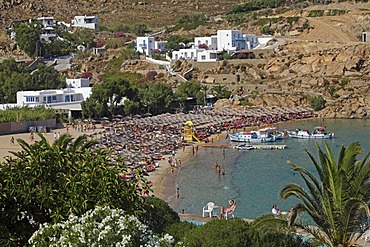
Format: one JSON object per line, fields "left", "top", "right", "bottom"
{"left": 80, "top": 71, "right": 93, "bottom": 79}
{"left": 0, "top": 106, "right": 55, "bottom": 123}
{"left": 182, "top": 219, "right": 252, "bottom": 247}
{"left": 309, "top": 95, "right": 326, "bottom": 111}
{"left": 114, "top": 32, "right": 126, "bottom": 38}
{"left": 165, "top": 221, "right": 197, "bottom": 243}
{"left": 308, "top": 10, "right": 324, "bottom": 17}
{"left": 138, "top": 197, "right": 180, "bottom": 233}
{"left": 28, "top": 206, "right": 174, "bottom": 247}
{"left": 146, "top": 71, "right": 158, "bottom": 81}
{"left": 198, "top": 43, "right": 208, "bottom": 49}
{"left": 95, "top": 40, "right": 106, "bottom": 48}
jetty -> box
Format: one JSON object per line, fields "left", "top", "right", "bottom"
{"left": 252, "top": 144, "right": 287, "bottom": 150}
{"left": 202, "top": 144, "right": 287, "bottom": 150}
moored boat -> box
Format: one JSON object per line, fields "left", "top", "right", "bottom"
{"left": 235, "top": 144, "right": 255, "bottom": 150}
{"left": 259, "top": 127, "right": 285, "bottom": 140}
{"left": 287, "top": 126, "right": 334, "bottom": 139}
{"left": 228, "top": 130, "right": 276, "bottom": 143}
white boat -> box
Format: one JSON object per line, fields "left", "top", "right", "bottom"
{"left": 287, "top": 126, "right": 334, "bottom": 139}
{"left": 235, "top": 144, "right": 255, "bottom": 150}
{"left": 228, "top": 131, "right": 276, "bottom": 143}
{"left": 259, "top": 127, "right": 285, "bottom": 140}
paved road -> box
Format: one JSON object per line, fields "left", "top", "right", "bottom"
{"left": 45, "top": 54, "right": 74, "bottom": 71}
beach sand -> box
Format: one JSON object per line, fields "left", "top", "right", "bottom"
{"left": 148, "top": 132, "right": 229, "bottom": 209}
{"left": 0, "top": 125, "right": 84, "bottom": 161}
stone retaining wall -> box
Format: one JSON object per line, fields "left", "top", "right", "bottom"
{"left": 0, "top": 119, "right": 56, "bottom": 135}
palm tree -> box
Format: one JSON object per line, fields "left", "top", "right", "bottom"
{"left": 280, "top": 141, "right": 370, "bottom": 247}
{"left": 200, "top": 85, "right": 209, "bottom": 106}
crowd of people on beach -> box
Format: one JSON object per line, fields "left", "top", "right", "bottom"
{"left": 58, "top": 106, "right": 314, "bottom": 184}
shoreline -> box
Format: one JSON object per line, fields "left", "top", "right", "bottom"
{"left": 148, "top": 116, "right": 328, "bottom": 211}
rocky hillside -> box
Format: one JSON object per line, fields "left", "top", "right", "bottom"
{"left": 1, "top": 1, "right": 370, "bottom": 118}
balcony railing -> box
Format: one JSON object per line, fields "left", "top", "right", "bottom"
{"left": 232, "top": 37, "right": 246, "bottom": 41}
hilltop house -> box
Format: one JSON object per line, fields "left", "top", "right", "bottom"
{"left": 362, "top": 32, "right": 370, "bottom": 42}
{"left": 136, "top": 29, "right": 261, "bottom": 62}
{"left": 136, "top": 37, "right": 168, "bottom": 56}
{"left": 71, "top": 15, "right": 99, "bottom": 30}
{"left": 171, "top": 30, "right": 260, "bottom": 62}
{"left": 16, "top": 78, "right": 92, "bottom": 118}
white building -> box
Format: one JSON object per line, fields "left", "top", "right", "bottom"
{"left": 362, "top": 32, "right": 370, "bottom": 42}
{"left": 37, "top": 16, "right": 56, "bottom": 28}
{"left": 155, "top": 41, "right": 168, "bottom": 51}
{"left": 244, "top": 34, "right": 259, "bottom": 49}
{"left": 136, "top": 37, "right": 155, "bottom": 56}
{"left": 16, "top": 78, "right": 92, "bottom": 117}
{"left": 194, "top": 36, "right": 217, "bottom": 50}
{"left": 172, "top": 48, "right": 199, "bottom": 61}
{"left": 217, "top": 30, "right": 247, "bottom": 52}
{"left": 66, "top": 78, "right": 90, "bottom": 88}
{"left": 197, "top": 50, "right": 219, "bottom": 62}
{"left": 40, "top": 27, "right": 57, "bottom": 42}
{"left": 71, "top": 15, "right": 99, "bottom": 30}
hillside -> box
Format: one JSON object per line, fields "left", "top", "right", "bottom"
{"left": 0, "top": 1, "right": 370, "bottom": 118}
{"left": 0, "top": 0, "right": 238, "bottom": 30}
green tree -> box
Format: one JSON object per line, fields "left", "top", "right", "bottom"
{"left": 200, "top": 85, "right": 209, "bottom": 106}
{"left": 309, "top": 95, "right": 326, "bottom": 111}
{"left": 0, "top": 134, "right": 148, "bottom": 246}
{"left": 174, "top": 80, "right": 202, "bottom": 109}
{"left": 14, "top": 22, "right": 42, "bottom": 57}
{"left": 86, "top": 73, "right": 138, "bottom": 117}
{"left": 72, "top": 29, "right": 94, "bottom": 49}
{"left": 280, "top": 142, "right": 370, "bottom": 247}
{"left": 212, "top": 84, "right": 232, "bottom": 99}
{"left": 139, "top": 82, "right": 174, "bottom": 115}
{"left": 31, "top": 64, "right": 65, "bottom": 89}
{"left": 183, "top": 219, "right": 252, "bottom": 247}
{"left": 139, "top": 197, "right": 180, "bottom": 234}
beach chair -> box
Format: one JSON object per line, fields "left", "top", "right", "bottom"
{"left": 202, "top": 202, "right": 215, "bottom": 218}
{"left": 224, "top": 206, "right": 236, "bottom": 220}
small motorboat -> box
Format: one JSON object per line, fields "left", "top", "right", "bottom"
{"left": 235, "top": 144, "right": 255, "bottom": 150}
{"left": 228, "top": 131, "right": 276, "bottom": 143}
{"left": 287, "top": 126, "right": 334, "bottom": 139}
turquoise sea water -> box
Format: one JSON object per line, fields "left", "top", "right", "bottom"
{"left": 173, "top": 119, "right": 370, "bottom": 219}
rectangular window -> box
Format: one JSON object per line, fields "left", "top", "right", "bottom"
{"left": 52, "top": 96, "right": 57, "bottom": 102}
{"left": 65, "top": 95, "right": 70, "bottom": 102}
{"left": 71, "top": 95, "right": 75, "bottom": 101}
{"left": 26, "top": 96, "right": 35, "bottom": 102}
{"left": 201, "top": 55, "right": 206, "bottom": 60}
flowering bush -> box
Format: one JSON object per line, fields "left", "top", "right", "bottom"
{"left": 28, "top": 206, "right": 174, "bottom": 247}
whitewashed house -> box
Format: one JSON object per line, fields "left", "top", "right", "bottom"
{"left": 194, "top": 36, "right": 217, "bottom": 50}
{"left": 136, "top": 37, "right": 155, "bottom": 56}
{"left": 217, "top": 30, "right": 247, "bottom": 52}
{"left": 155, "top": 41, "right": 168, "bottom": 51}
{"left": 172, "top": 48, "right": 199, "bottom": 61}
{"left": 244, "top": 34, "right": 259, "bottom": 49}
{"left": 16, "top": 78, "right": 92, "bottom": 117}
{"left": 66, "top": 78, "right": 90, "bottom": 88}
{"left": 362, "top": 32, "right": 370, "bottom": 42}
{"left": 71, "top": 15, "right": 99, "bottom": 30}
{"left": 40, "top": 27, "right": 57, "bottom": 42}
{"left": 197, "top": 50, "right": 219, "bottom": 62}
{"left": 37, "top": 16, "right": 56, "bottom": 28}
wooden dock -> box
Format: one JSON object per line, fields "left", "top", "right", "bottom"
{"left": 202, "top": 143, "right": 287, "bottom": 150}
{"left": 252, "top": 145, "right": 287, "bottom": 150}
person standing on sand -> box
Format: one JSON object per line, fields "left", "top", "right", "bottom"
{"left": 10, "top": 136, "right": 15, "bottom": 146}
{"left": 176, "top": 184, "right": 180, "bottom": 199}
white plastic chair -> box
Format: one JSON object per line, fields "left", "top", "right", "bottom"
{"left": 202, "top": 202, "right": 215, "bottom": 218}
{"left": 224, "top": 206, "right": 236, "bottom": 220}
